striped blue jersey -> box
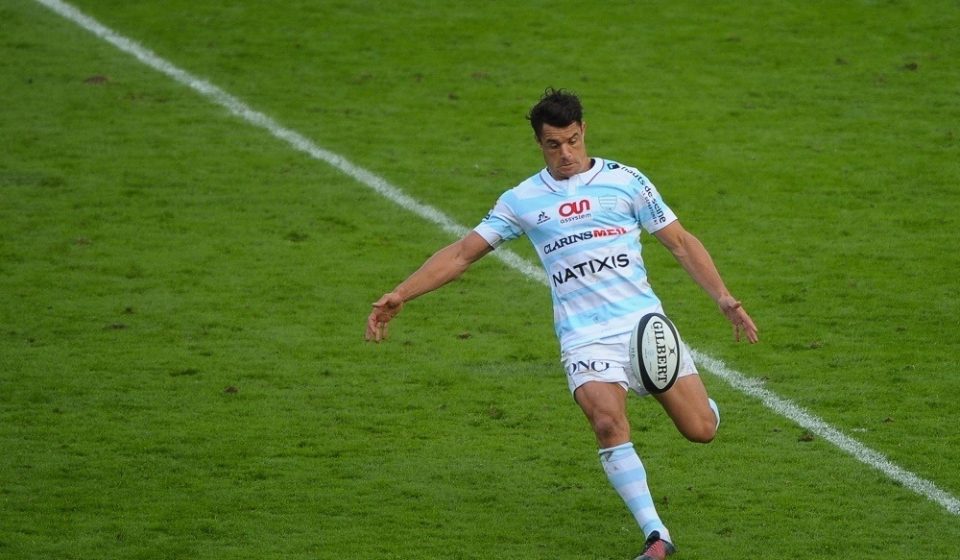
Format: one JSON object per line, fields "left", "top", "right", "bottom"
{"left": 474, "top": 158, "right": 677, "bottom": 351}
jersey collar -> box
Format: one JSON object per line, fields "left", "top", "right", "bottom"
{"left": 539, "top": 158, "right": 604, "bottom": 193}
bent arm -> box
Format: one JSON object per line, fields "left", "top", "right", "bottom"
{"left": 365, "top": 231, "right": 494, "bottom": 342}
{"left": 653, "top": 221, "right": 759, "bottom": 343}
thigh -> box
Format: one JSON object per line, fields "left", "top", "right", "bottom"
{"left": 653, "top": 374, "right": 717, "bottom": 443}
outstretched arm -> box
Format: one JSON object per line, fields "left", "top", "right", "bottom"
{"left": 365, "top": 231, "right": 494, "bottom": 342}
{"left": 653, "top": 221, "right": 759, "bottom": 343}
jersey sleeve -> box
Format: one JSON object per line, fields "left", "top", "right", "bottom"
{"left": 473, "top": 194, "right": 525, "bottom": 249}
{"left": 631, "top": 172, "right": 678, "bottom": 234}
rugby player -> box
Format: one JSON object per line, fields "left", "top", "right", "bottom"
{"left": 365, "top": 88, "right": 758, "bottom": 560}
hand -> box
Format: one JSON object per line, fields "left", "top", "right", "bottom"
{"left": 718, "top": 295, "right": 759, "bottom": 344}
{"left": 365, "top": 292, "right": 405, "bottom": 342}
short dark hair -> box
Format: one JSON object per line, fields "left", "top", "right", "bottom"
{"left": 527, "top": 88, "right": 583, "bottom": 139}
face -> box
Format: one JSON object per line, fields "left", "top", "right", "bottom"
{"left": 537, "top": 121, "right": 589, "bottom": 180}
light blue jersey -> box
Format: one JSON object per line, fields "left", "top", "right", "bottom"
{"left": 474, "top": 158, "right": 677, "bottom": 352}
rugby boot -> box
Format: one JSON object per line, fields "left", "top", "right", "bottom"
{"left": 634, "top": 531, "right": 676, "bottom": 560}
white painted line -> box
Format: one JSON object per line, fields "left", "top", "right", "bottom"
{"left": 691, "top": 349, "right": 960, "bottom": 515}
{"left": 35, "top": 0, "right": 960, "bottom": 517}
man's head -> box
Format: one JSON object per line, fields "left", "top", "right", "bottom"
{"left": 528, "top": 88, "right": 590, "bottom": 180}
{"left": 528, "top": 88, "right": 583, "bottom": 139}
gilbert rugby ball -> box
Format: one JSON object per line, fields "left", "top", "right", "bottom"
{"left": 628, "top": 312, "right": 681, "bottom": 394}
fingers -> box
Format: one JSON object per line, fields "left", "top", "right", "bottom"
{"left": 364, "top": 302, "right": 383, "bottom": 342}
{"left": 365, "top": 310, "right": 389, "bottom": 342}
{"left": 733, "top": 322, "right": 757, "bottom": 343}
{"left": 379, "top": 321, "right": 389, "bottom": 341}
{"left": 365, "top": 294, "right": 403, "bottom": 342}
{"left": 364, "top": 315, "right": 379, "bottom": 342}
{"left": 722, "top": 299, "right": 758, "bottom": 344}
{"left": 733, "top": 312, "right": 759, "bottom": 344}
{"left": 365, "top": 322, "right": 389, "bottom": 342}
{"left": 743, "top": 320, "right": 759, "bottom": 344}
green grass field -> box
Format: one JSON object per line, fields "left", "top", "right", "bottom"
{"left": 2, "top": 1, "right": 959, "bottom": 558}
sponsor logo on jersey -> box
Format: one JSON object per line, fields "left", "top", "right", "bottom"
{"left": 551, "top": 253, "right": 630, "bottom": 286}
{"left": 542, "top": 227, "right": 628, "bottom": 254}
{"left": 617, "top": 165, "right": 646, "bottom": 184}
{"left": 642, "top": 184, "right": 668, "bottom": 224}
{"left": 536, "top": 211, "right": 550, "bottom": 224}
{"left": 566, "top": 359, "right": 612, "bottom": 376}
{"left": 558, "top": 199, "right": 592, "bottom": 224}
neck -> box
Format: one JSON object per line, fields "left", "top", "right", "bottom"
{"left": 550, "top": 158, "right": 593, "bottom": 180}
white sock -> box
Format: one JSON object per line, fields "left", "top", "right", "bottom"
{"left": 599, "top": 442, "right": 671, "bottom": 543}
{"left": 709, "top": 398, "right": 720, "bottom": 429}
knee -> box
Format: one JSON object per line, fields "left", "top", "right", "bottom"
{"left": 683, "top": 419, "right": 717, "bottom": 444}
{"left": 591, "top": 413, "right": 630, "bottom": 446}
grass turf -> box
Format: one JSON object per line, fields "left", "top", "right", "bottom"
{"left": 2, "top": 0, "right": 959, "bottom": 558}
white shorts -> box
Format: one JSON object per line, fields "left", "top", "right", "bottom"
{"left": 561, "top": 331, "right": 698, "bottom": 396}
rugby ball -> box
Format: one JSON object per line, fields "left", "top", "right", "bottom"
{"left": 628, "top": 312, "right": 681, "bottom": 394}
